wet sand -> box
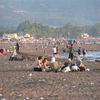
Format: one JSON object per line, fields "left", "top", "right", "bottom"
{"left": 0, "top": 43, "right": 100, "bottom": 100}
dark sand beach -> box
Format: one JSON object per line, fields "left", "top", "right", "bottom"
{"left": 0, "top": 43, "right": 100, "bottom": 100}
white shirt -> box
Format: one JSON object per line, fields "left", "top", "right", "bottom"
{"left": 71, "top": 65, "right": 79, "bottom": 71}
{"left": 51, "top": 57, "right": 55, "bottom": 63}
{"left": 53, "top": 47, "right": 57, "bottom": 53}
{"left": 62, "top": 66, "right": 71, "bottom": 72}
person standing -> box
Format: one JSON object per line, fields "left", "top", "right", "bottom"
{"left": 82, "top": 48, "right": 86, "bottom": 56}
{"left": 77, "top": 47, "right": 81, "bottom": 55}
{"left": 16, "top": 42, "right": 19, "bottom": 53}
{"left": 68, "top": 44, "right": 74, "bottom": 60}
{"left": 52, "top": 46, "right": 57, "bottom": 55}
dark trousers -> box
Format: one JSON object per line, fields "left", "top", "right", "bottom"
{"left": 34, "top": 68, "right": 42, "bottom": 72}
{"left": 68, "top": 53, "right": 74, "bottom": 60}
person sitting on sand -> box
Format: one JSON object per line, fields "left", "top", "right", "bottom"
{"left": 61, "top": 62, "right": 71, "bottom": 72}
{"left": 33, "top": 56, "right": 44, "bottom": 71}
{"left": 77, "top": 47, "right": 81, "bottom": 55}
{"left": 50, "top": 56, "right": 59, "bottom": 72}
{"left": 70, "top": 63, "right": 80, "bottom": 72}
{"left": 0, "top": 48, "right": 6, "bottom": 55}
{"left": 9, "top": 46, "right": 18, "bottom": 61}
{"left": 42, "top": 58, "right": 51, "bottom": 72}
{"left": 67, "top": 58, "right": 73, "bottom": 66}
{"left": 76, "top": 57, "right": 86, "bottom": 71}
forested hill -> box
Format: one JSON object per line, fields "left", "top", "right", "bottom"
{"left": 16, "top": 21, "right": 100, "bottom": 38}
{"left": 0, "top": 21, "right": 100, "bottom": 38}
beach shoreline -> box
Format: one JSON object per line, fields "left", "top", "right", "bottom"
{"left": 0, "top": 43, "right": 100, "bottom": 100}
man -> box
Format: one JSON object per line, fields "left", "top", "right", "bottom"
{"left": 50, "top": 56, "right": 59, "bottom": 72}
{"left": 16, "top": 42, "right": 19, "bottom": 53}
{"left": 33, "top": 56, "right": 44, "bottom": 71}
{"left": 77, "top": 47, "right": 81, "bottom": 55}
{"left": 52, "top": 46, "right": 57, "bottom": 55}
{"left": 68, "top": 44, "right": 74, "bottom": 60}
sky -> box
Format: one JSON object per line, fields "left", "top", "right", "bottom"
{"left": 0, "top": 0, "right": 100, "bottom": 27}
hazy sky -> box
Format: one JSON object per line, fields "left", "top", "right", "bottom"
{"left": 0, "top": 0, "right": 100, "bottom": 26}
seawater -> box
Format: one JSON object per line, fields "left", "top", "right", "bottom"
{"left": 49, "top": 51, "right": 100, "bottom": 62}
{"left": 86, "top": 51, "right": 100, "bottom": 62}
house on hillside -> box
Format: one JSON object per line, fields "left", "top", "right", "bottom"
{"left": 3, "top": 33, "right": 18, "bottom": 39}
{"left": 80, "top": 33, "right": 89, "bottom": 39}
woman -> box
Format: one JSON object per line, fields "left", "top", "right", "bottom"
{"left": 33, "top": 56, "right": 44, "bottom": 71}
{"left": 61, "top": 62, "right": 71, "bottom": 72}
{"left": 42, "top": 58, "right": 51, "bottom": 72}
{"left": 9, "top": 46, "right": 18, "bottom": 61}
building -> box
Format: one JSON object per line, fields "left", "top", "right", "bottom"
{"left": 80, "top": 33, "right": 89, "bottom": 39}
{"left": 3, "top": 33, "right": 18, "bottom": 39}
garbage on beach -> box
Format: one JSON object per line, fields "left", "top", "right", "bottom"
{"left": 28, "top": 73, "right": 32, "bottom": 77}
{"left": 40, "top": 97, "right": 44, "bottom": 100}
{"left": 85, "top": 68, "right": 90, "bottom": 71}
{"left": 0, "top": 94, "right": 3, "bottom": 96}
{"left": 26, "top": 96, "right": 30, "bottom": 99}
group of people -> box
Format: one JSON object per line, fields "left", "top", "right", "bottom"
{"left": 33, "top": 56, "right": 51, "bottom": 72}
{"left": 68, "top": 44, "right": 86, "bottom": 61}
{"left": 77, "top": 47, "right": 86, "bottom": 56}
{"left": 61, "top": 57, "right": 88, "bottom": 72}
{"left": 6, "top": 41, "right": 89, "bottom": 72}
{"left": 32, "top": 55, "right": 89, "bottom": 72}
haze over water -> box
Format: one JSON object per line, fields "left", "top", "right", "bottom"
{"left": 0, "top": 0, "right": 100, "bottom": 27}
